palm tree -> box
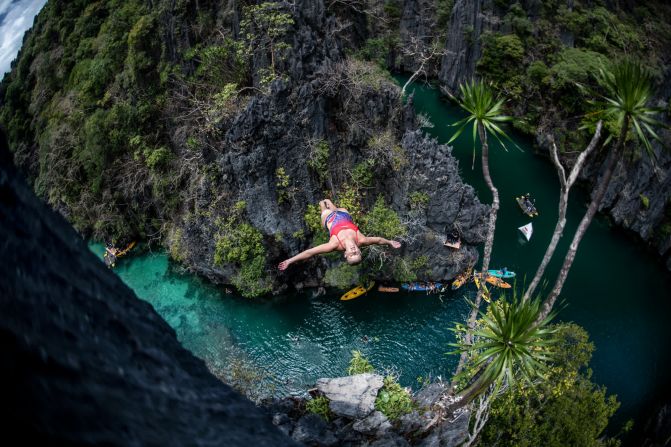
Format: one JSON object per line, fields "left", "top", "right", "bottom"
{"left": 523, "top": 121, "right": 603, "bottom": 301}
{"left": 540, "top": 60, "right": 665, "bottom": 319}
{"left": 447, "top": 81, "right": 514, "bottom": 374}
{"left": 449, "top": 295, "right": 557, "bottom": 409}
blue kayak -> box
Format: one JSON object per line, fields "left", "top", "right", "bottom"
{"left": 488, "top": 269, "right": 516, "bottom": 279}
{"left": 401, "top": 282, "right": 445, "bottom": 292}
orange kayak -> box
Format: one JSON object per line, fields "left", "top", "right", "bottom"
{"left": 475, "top": 273, "right": 511, "bottom": 289}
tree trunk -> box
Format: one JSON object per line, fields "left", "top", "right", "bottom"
{"left": 401, "top": 60, "right": 426, "bottom": 96}
{"left": 540, "top": 118, "right": 628, "bottom": 319}
{"left": 478, "top": 124, "right": 499, "bottom": 277}
{"left": 454, "top": 123, "right": 498, "bottom": 379}
{"left": 523, "top": 122, "right": 602, "bottom": 301}
{"left": 448, "top": 362, "right": 492, "bottom": 412}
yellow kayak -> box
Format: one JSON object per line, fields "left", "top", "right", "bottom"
{"left": 473, "top": 275, "right": 491, "bottom": 303}
{"left": 451, "top": 268, "right": 473, "bottom": 290}
{"left": 341, "top": 282, "right": 375, "bottom": 301}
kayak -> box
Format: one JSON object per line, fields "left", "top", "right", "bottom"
{"left": 401, "top": 282, "right": 445, "bottom": 292}
{"left": 518, "top": 223, "right": 533, "bottom": 241}
{"left": 451, "top": 268, "right": 473, "bottom": 290}
{"left": 340, "top": 282, "right": 375, "bottom": 301}
{"left": 476, "top": 273, "right": 512, "bottom": 289}
{"left": 104, "top": 241, "right": 136, "bottom": 268}
{"left": 473, "top": 275, "right": 491, "bottom": 303}
{"left": 378, "top": 286, "right": 400, "bottom": 293}
{"left": 487, "top": 269, "right": 516, "bottom": 279}
{"left": 486, "top": 276, "right": 511, "bottom": 289}
{"left": 516, "top": 195, "right": 539, "bottom": 217}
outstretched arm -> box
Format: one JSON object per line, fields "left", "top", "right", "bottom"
{"left": 278, "top": 240, "right": 338, "bottom": 270}
{"left": 359, "top": 235, "right": 401, "bottom": 249}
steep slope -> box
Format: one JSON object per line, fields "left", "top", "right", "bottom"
{"left": 0, "top": 129, "right": 296, "bottom": 445}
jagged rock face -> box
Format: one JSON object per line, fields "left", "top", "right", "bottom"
{"left": 0, "top": 139, "right": 296, "bottom": 445}
{"left": 388, "top": 128, "right": 487, "bottom": 279}
{"left": 439, "top": 0, "right": 497, "bottom": 91}
{"left": 173, "top": 2, "right": 489, "bottom": 288}
{"left": 537, "top": 124, "right": 671, "bottom": 270}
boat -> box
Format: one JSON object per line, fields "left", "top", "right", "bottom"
{"left": 487, "top": 269, "right": 516, "bottom": 279}
{"left": 104, "top": 241, "right": 136, "bottom": 268}
{"left": 475, "top": 273, "right": 511, "bottom": 289}
{"left": 401, "top": 282, "right": 445, "bottom": 292}
{"left": 451, "top": 268, "right": 473, "bottom": 290}
{"left": 443, "top": 227, "right": 461, "bottom": 249}
{"left": 518, "top": 222, "right": 533, "bottom": 241}
{"left": 473, "top": 275, "right": 491, "bottom": 303}
{"left": 340, "top": 282, "right": 375, "bottom": 301}
{"left": 378, "top": 286, "right": 400, "bottom": 293}
{"left": 516, "top": 194, "right": 539, "bottom": 217}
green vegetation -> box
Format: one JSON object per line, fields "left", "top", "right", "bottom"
{"left": 304, "top": 204, "right": 330, "bottom": 246}
{"left": 306, "top": 396, "right": 333, "bottom": 421}
{"left": 361, "top": 195, "right": 407, "bottom": 240}
{"left": 451, "top": 296, "right": 558, "bottom": 406}
{"left": 324, "top": 263, "right": 359, "bottom": 289}
{"left": 345, "top": 351, "right": 414, "bottom": 420}
{"left": 473, "top": 0, "right": 671, "bottom": 144}
{"left": 168, "top": 227, "right": 185, "bottom": 262}
{"left": 213, "top": 201, "right": 270, "bottom": 298}
{"left": 307, "top": 139, "right": 330, "bottom": 182}
{"left": 408, "top": 191, "right": 430, "bottom": 210}
{"left": 375, "top": 375, "right": 415, "bottom": 421}
{"left": 366, "top": 130, "right": 407, "bottom": 172}
{"left": 275, "top": 167, "right": 292, "bottom": 204}
{"left": 448, "top": 80, "right": 514, "bottom": 346}
{"left": 544, "top": 60, "right": 666, "bottom": 310}
{"left": 392, "top": 255, "right": 430, "bottom": 283}
{"left": 640, "top": 194, "right": 650, "bottom": 209}
{"left": 347, "top": 350, "right": 375, "bottom": 375}
{"left": 480, "top": 323, "right": 621, "bottom": 446}
{"left": 240, "top": 2, "right": 294, "bottom": 88}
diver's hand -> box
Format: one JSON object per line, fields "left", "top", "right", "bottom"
{"left": 278, "top": 259, "right": 292, "bottom": 271}
{"left": 389, "top": 240, "right": 401, "bottom": 249}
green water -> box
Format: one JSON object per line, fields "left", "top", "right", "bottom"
{"left": 90, "top": 80, "right": 671, "bottom": 430}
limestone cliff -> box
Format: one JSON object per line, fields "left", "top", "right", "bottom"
{"left": 0, "top": 0, "right": 488, "bottom": 296}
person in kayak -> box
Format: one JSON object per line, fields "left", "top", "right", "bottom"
{"left": 278, "top": 199, "right": 402, "bottom": 270}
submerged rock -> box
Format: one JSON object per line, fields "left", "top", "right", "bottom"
{"left": 316, "top": 373, "right": 384, "bottom": 418}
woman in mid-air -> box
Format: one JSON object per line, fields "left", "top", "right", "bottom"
{"left": 278, "top": 199, "right": 401, "bottom": 270}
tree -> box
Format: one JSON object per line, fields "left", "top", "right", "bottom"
{"left": 400, "top": 35, "right": 446, "bottom": 96}
{"left": 479, "top": 323, "right": 621, "bottom": 447}
{"left": 240, "top": 2, "right": 294, "bottom": 83}
{"left": 449, "top": 295, "right": 558, "bottom": 410}
{"left": 523, "top": 121, "right": 603, "bottom": 301}
{"left": 447, "top": 81, "right": 514, "bottom": 374}
{"left": 541, "top": 60, "right": 666, "bottom": 319}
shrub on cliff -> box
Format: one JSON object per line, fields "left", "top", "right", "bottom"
{"left": 214, "top": 201, "right": 270, "bottom": 298}
{"left": 361, "top": 195, "right": 406, "bottom": 240}
{"left": 348, "top": 350, "right": 374, "bottom": 375}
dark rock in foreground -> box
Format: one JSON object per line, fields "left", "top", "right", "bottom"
{"left": 0, "top": 134, "right": 295, "bottom": 445}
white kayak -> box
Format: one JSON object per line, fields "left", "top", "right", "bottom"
{"left": 518, "top": 222, "right": 533, "bottom": 241}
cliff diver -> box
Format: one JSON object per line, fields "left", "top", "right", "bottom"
{"left": 278, "top": 199, "right": 401, "bottom": 270}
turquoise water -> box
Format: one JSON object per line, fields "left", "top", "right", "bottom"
{"left": 90, "top": 80, "right": 671, "bottom": 430}
{"left": 91, "top": 242, "right": 473, "bottom": 396}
